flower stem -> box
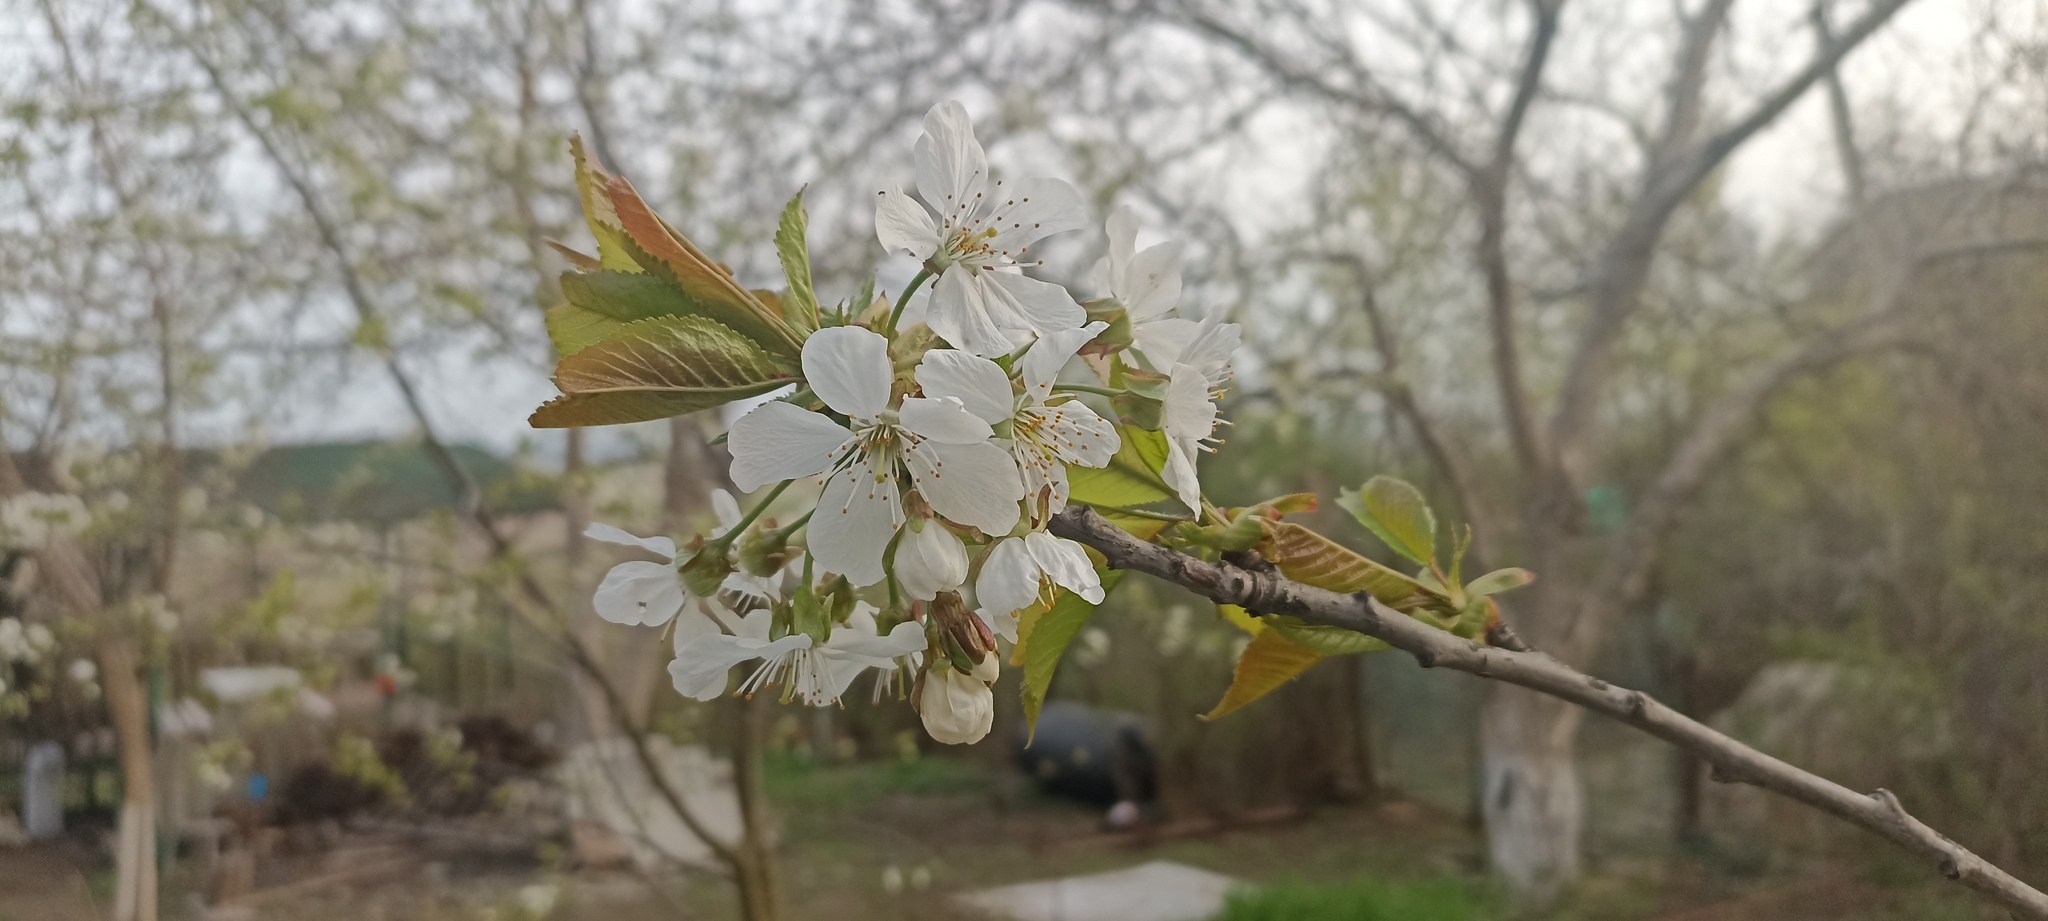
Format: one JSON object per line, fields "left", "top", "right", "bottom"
{"left": 885, "top": 267, "right": 934, "bottom": 336}
{"left": 720, "top": 479, "right": 794, "bottom": 543}
{"left": 1084, "top": 504, "right": 1189, "bottom": 523}
{"left": 1053, "top": 383, "right": 1122, "bottom": 398}
{"left": 770, "top": 508, "right": 814, "bottom": 538}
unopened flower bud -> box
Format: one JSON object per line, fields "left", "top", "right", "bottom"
{"left": 918, "top": 659, "right": 996, "bottom": 745}
{"left": 894, "top": 519, "right": 967, "bottom": 601}
{"left": 929, "top": 591, "right": 995, "bottom": 666}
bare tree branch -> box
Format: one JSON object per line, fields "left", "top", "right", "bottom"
{"left": 1342, "top": 258, "right": 1499, "bottom": 556}
{"left": 1169, "top": 4, "right": 1478, "bottom": 178}
{"left": 1566, "top": 236, "right": 2048, "bottom": 649}
{"left": 1049, "top": 505, "right": 2048, "bottom": 921}
{"left": 1546, "top": 0, "right": 1914, "bottom": 469}
{"left": 1811, "top": 1, "right": 1869, "bottom": 203}
{"left": 167, "top": 19, "right": 749, "bottom": 872}
{"left": 1474, "top": 0, "right": 1563, "bottom": 474}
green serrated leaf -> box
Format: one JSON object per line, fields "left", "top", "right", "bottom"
{"left": 530, "top": 316, "right": 796, "bottom": 428}
{"left": 775, "top": 190, "right": 819, "bottom": 332}
{"left": 1337, "top": 475, "right": 1438, "bottom": 565}
{"left": 1464, "top": 567, "right": 1534, "bottom": 598}
{"left": 547, "top": 270, "right": 706, "bottom": 355}
{"left": 1068, "top": 425, "right": 1174, "bottom": 509}
{"left": 1016, "top": 572, "right": 1124, "bottom": 739}
{"left": 1202, "top": 629, "right": 1324, "bottom": 720}
{"left": 1267, "top": 617, "right": 1391, "bottom": 655}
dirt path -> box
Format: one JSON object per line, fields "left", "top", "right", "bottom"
{"left": 0, "top": 842, "right": 102, "bottom": 921}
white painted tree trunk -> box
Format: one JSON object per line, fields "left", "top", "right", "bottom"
{"left": 1480, "top": 685, "right": 1585, "bottom": 906}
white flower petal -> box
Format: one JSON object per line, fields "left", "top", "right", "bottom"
{"left": 809, "top": 463, "right": 902, "bottom": 586}
{"left": 802, "top": 326, "right": 894, "bottom": 420}
{"left": 1039, "top": 403, "right": 1119, "bottom": 468}
{"left": 875, "top": 183, "right": 939, "bottom": 260}
{"left": 669, "top": 632, "right": 808, "bottom": 702}
{"left": 983, "top": 177, "right": 1090, "bottom": 254}
{"left": 1021, "top": 321, "right": 1108, "bottom": 400}
{"left": 711, "top": 490, "right": 742, "bottom": 532}
{"left": 983, "top": 271, "right": 1085, "bottom": 338}
{"left": 584, "top": 523, "right": 677, "bottom": 561}
{"left": 727, "top": 401, "right": 850, "bottom": 492}
{"left": 915, "top": 101, "right": 989, "bottom": 230}
{"left": 915, "top": 350, "right": 1014, "bottom": 425}
{"left": 908, "top": 440, "right": 1022, "bottom": 535}
{"left": 671, "top": 604, "right": 726, "bottom": 651}
{"left": 1120, "top": 241, "right": 1185, "bottom": 322}
{"left": 1131, "top": 316, "right": 1202, "bottom": 370}
{"left": 976, "top": 608, "right": 1020, "bottom": 644}
{"left": 1162, "top": 437, "right": 1203, "bottom": 515}
{"left": 900, "top": 397, "right": 993, "bottom": 445}
{"left": 1163, "top": 363, "right": 1220, "bottom": 443}
{"left": 1104, "top": 205, "right": 1138, "bottom": 286}
{"left": 928, "top": 267, "right": 1016, "bottom": 358}
{"left": 974, "top": 537, "right": 1042, "bottom": 616}
{"left": 825, "top": 620, "right": 927, "bottom": 664}
{"left": 593, "top": 561, "right": 685, "bottom": 626}
{"left": 1026, "top": 532, "right": 1103, "bottom": 604}
{"left": 894, "top": 520, "right": 968, "bottom": 601}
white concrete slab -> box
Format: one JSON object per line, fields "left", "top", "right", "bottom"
{"left": 957, "top": 860, "right": 1243, "bottom": 921}
{"left": 557, "top": 737, "right": 743, "bottom": 871}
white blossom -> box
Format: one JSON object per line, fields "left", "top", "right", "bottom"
{"left": 585, "top": 489, "right": 757, "bottom": 644}
{"left": 974, "top": 531, "right": 1104, "bottom": 636}
{"left": 919, "top": 323, "right": 1120, "bottom": 523}
{"left": 875, "top": 102, "right": 1091, "bottom": 357}
{"left": 669, "top": 605, "right": 925, "bottom": 706}
{"left": 727, "top": 326, "right": 1024, "bottom": 585}
{"left": 0, "top": 492, "right": 87, "bottom": 550}
{"left": 1159, "top": 315, "right": 1239, "bottom": 513}
{"left": 1097, "top": 205, "right": 1207, "bottom": 369}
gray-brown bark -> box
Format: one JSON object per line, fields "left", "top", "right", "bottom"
{"left": 1049, "top": 505, "right": 2048, "bottom": 921}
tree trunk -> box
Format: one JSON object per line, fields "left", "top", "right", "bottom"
{"left": 1479, "top": 684, "right": 1584, "bottom": 907}
{"left": 101, "top": 637, "right": 158, "bottom": 921}
{"left": 731, "top": 693, "right": 783, "bottom": 921}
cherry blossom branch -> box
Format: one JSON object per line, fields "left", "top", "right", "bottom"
{"left": 1048, "top": 505, "right": 2048, "bottom": 921}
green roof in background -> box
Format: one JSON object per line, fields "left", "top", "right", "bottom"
{"left": 236, "top": 440, "right": 558, "bottom": 525}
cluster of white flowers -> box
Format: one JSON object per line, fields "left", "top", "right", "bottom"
{"left": 582, "top": 102, "right": 1240, "bottom": 745}
{"left": 0, "top": 617, "right": 56, "bottom": 665}
{"left": 0, "top": 491, "right": 88, "bottom": 550}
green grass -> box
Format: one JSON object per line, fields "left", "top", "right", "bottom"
{"left": 763, "top": 750, "right": 990, "bottom": 811}
{"left": 1219, "top": 875, "right": 1497, "bottom": 921}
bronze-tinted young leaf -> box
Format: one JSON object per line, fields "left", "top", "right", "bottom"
{"left": 1068, "top": 425, "right": 1173, "bottom": 509}
{"left": 529, "top": 316, "right": 795, "bottom": 428}
{"left": 1202, "top": 628, "right": 1324, "bottom": 720}
{"left": 1016, "top": 572, "right": 1123, "bottom": 738}
{"left": 606, "top": 176, "right": 804, "bottom": 359}
{"left": 569, "top": 136, "right": 641, "bottom": 273}
{"left": 1464, "top": 567, "right": 1535, "bottom": 598}
{"left": 774, "top": 190, "right": 819, "bottom": 332}
{"left": 547, "top": 270, "right": 707, "bottom": 356}
{"left": 1336, "top": 475, "right": 1438, "bottom": 565}
{"left": 1259, "top": 521, "right": 1434, "bottom": 607}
